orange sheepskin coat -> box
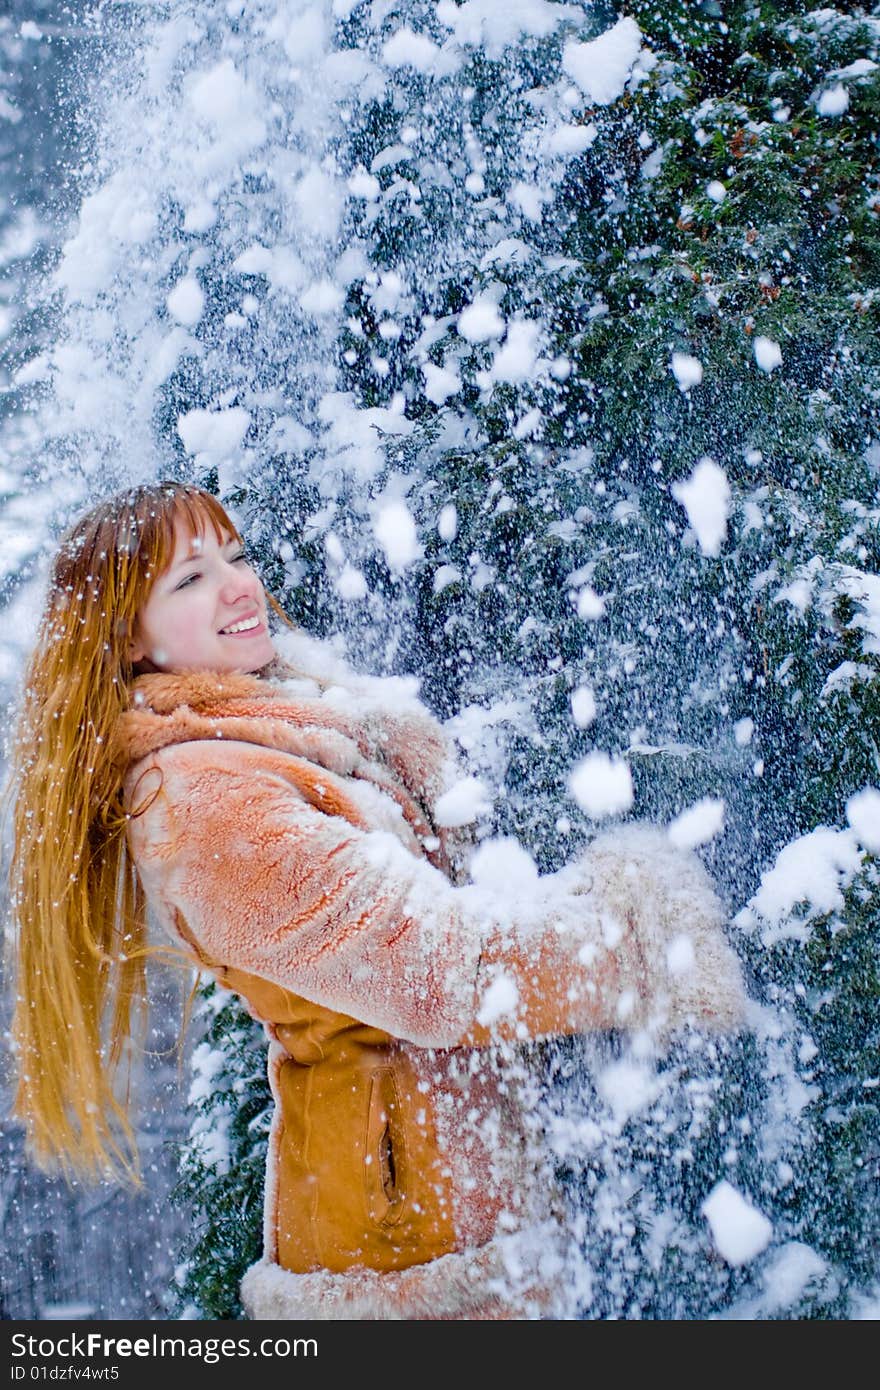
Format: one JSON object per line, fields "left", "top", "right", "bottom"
{"left": 117, "top": 639, "right": 747, "bottom": 1320}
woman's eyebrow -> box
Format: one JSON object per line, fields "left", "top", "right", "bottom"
{"left": 166, "top": 532, "right": 238, "bottom": 571}
{"left": 168, "top": 548, "right": 205, "bottom": 571}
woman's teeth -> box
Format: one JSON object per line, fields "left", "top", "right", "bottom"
{"left": 221, "top": 616, "right": 260, "bottom": 635}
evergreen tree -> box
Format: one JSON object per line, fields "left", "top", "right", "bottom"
{"left": 169, "top": 984, "right": 272, "bottom": 1320}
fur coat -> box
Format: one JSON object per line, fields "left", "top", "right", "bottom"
{"left": 116, "top": 631, "right": 747, "bottom": 1319}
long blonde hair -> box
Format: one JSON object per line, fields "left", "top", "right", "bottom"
{"left": 5, "top": 481, "right": 249, "bottom": 1184}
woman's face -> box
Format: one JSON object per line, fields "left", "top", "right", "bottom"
{"left": 130, "top": 520, "right": 276, "bottom": 674}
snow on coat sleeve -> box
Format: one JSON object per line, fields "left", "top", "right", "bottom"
{"left": 127, "top": 742, "right": 748, "bottom": 1049}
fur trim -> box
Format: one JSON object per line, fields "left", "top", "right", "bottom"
{"left": 120, "top": 666, "right": 467, "bottom": 879}
{"left": 575, "top": 824, "right": 748, "bottom": 1034}
{"left": 240, "top": 1226, "right": 567, "bottom": 1321}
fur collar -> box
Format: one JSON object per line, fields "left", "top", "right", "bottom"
{"left": 115, "top": 665, "right": 461, "bottom": 876}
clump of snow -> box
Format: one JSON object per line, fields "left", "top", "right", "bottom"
{"left": 596, "top": 1059, "right": 659, "bottom": 1126}
{"left": 846, "top": 787, "right": 880, "bottom": 853}
{"left": 335, "top": 565, "right": 367, "bottom": 600}
{"left": 487, "top": 320, "right": 541, "bottom": 384}
{"left": 671, "top": 351, "right": 703, "bottom": 391}
{"left": 758, "top": 1243, "right": 827, "bottom": 1314}
{"left": 348, "top": 167, "right": 381, "bottom": 199}
{"left": 561, "top": 17, "right": 644, "bottom": 106}
{"left": 469, "top": 836, "right": 540, "bottom": 893}
{"left": 774, "top": 576, "right": 812, "bottom": 613}
{"left": 734, "top": 717, "right": 754, "bottom": 746}
{"left": 702, "top": 1181, "right": 773, "bottom": 1266}
{"left": 432, "top": 563, "right": 461, "bottom": 593}
{"left": 438, "top": 503, "right": 458, "bottom": 540}
{"left": 576, "top": 585, "right": 606, "bottom": 620}
{"left": 186, "top": 58, "right": 266, "bottom": 157}
{"left": 436, "top": 0, "right": 564, "bottom": 60}
{"left": 434, "top": 776, "right": 492, "bottom": 827}
{"left": 508, "top": 180, "right": 552, "bottom": 224}
{"left": 568, "top": 751, "right": 634, "bottom": 818}
{"left": 458, "top": 296, "right": 505, "bottom": 342}
{"left": 423, "top": 362, "right": 461, "bottom": 403}
{"left": 372, "top": 500, "right": 422, "bottom": 574}
{"left": 177, "top": 406, "right": 250, "bottom": 460}
{"left": 706, "top": 180, "right": 726, "bottom": 203}
{"left": 667, "top": 796, "right": 725, "bottom": 849}
{"left": 571, "top": 685, "right": 597, "bottom": 728}
{"left": 476, "top": 972, "right": 519, "bottom": 1027}
{"left": 735, "top": 826, "right": 864, "bottom": 939}
{"left": 166, "top": 276, "right": 204, "bottom": 327}
{"left": 671, "top": 457, "right": 731, "bottom": 557}
{"left": 753, "top": 335, "right": 782, "bottom": 373}
{"left": 382, "top": 27, "right": 441, "bottom": 73}
{"left": 816, "top": 85, "right": 849, "bottom": 116}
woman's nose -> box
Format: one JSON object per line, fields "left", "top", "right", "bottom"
{"left": 220, "top": 562, "right": 258, "bottom": 603}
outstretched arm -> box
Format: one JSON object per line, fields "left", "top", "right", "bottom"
{"left": 128, "top": 742, "right": 747, "bottom": 1047}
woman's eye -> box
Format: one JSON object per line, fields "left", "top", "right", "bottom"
{"left": 230, "top": 550, "right": 248, "bottom": 564}
{"left": 176, "top": 573, "right": 200, "bottom": 590}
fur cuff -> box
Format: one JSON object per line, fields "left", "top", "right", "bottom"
{"left": 240, "top": 1227, "right": 567, "bottom": 1321}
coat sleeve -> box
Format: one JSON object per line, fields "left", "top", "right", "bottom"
{"left": 128, "top": 743, "right": 748, "bottom": 1049}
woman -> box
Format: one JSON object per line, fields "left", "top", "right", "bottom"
{"left": 7, "top": 480, "right": 747, "bottom": 1320}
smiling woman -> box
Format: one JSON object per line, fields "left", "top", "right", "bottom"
{"left": 6, "top": 479, "right": 748, "bottom": 1321}
{"left": 129, "top": 524, "right": 276, "bottom": 675}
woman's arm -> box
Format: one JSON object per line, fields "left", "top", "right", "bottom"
{"left": 128, "top": 742, "right": 747, "bottom": 1048}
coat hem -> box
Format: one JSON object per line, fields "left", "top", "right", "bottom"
{"left": 239, "top": 1226, "right": 567, "bottom": 1321}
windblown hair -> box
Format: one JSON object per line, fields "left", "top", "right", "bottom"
{"left": 6, "top": 481, "right": 249, "bottom": 1183}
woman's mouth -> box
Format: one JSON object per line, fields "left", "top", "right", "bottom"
{"left": 220, "top": 615, "right": 263, "bottom": 636}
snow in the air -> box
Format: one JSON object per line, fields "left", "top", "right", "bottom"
{"left": 671, "top": 457, "right": 731, "bottom": 557}
{"left": 571, "top": 685, "right": 597, "bottom": 728}
{"left": 671, "top": 350, "right": 703, "bottom": 391}
{"left": 568, "top": 751, "right": 635, "bottom": 818}
{"left": 4, "top": 0, "right": 878, "bottom": 1325}
{"left": 372, "top": 500, "right": 422, "bottom": 574}
{"left": 667, "top": 796, "right": 725, "bottom": 849}
{"left": 434, "top": 775, "right": 492, "bottom": 827}
{"left": 458, "top": 296, "right": 505, "bottom": 342}
{"left": 561, "top": 16, "right": 645, "bottom": 106}
{"left": 845, "top": 786, "right": 880, "bottom": 853}
{"left": 817, "top": 84, "right": 849, "bottom": 115}
{"left": 701, "top": 1181, "right": 774, "bottom": 1266}
{"left": 753, "top": 335, "right": 783, "bottom": 373}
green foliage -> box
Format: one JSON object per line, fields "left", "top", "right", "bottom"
{"left": 169, "top": 985, "right": 272, "bottom": 1320}
{"left": 746, "top": 857, "right": 880, "bottom": 1306}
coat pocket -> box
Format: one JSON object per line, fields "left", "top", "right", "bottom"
{"left": 364, "top": 1067, "right": 408, "bottom": 1228}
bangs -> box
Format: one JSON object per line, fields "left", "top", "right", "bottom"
{"left": 51, "top": 482, "right": 242, "bottom": 609}
{"left": 167, "top": 488, "right": 241, "bottom": 554}
{"left": 126, "top": 485, "right": 241, "bottom": 586}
